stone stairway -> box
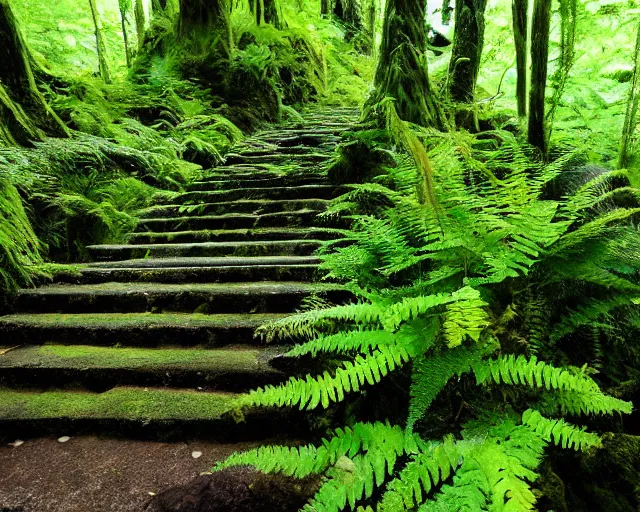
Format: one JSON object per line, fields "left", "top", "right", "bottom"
{"left": 0, "top": 107, "right": 359, "bottom": 442}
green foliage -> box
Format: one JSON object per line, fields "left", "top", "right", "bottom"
{"left": 222, "top": 122, "right": 637, "bottom": 511}
{"left": 0, "top": 178, "right": 43, "bottom": 292}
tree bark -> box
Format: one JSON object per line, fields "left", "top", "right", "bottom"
{"left": 88, "top": 0, "right": 112, "bottom": 84}
{"left": 0, "top": 0, "right": 68, "bottom": 145}
{"left": 448, "top": 0, "right": 488, "bottom": 103}
{"left": 333, "top": 0, "right": 361, "bottom": 29}
{"left": 321, "top": 0, "right": 330, "bottom": 16}
{"left": 179, "top": 0, "right": 227, "bottom": 36}
{"left": 528, "top": 0, "right": 551, "bottom": 154}
{"left": 118, "top": 1, "right": 132, "bottom": 67}
{"left": 253, "top": 0, "right": 281, "bottom": 28}
{"left": 512, "top": 0, "right": 528, "bottom": 117}
{"left": 369, "top": 0, "right": 445, "bottom": 128}
{"left": 135, "top": 0, "right": 146, "bottom": 50}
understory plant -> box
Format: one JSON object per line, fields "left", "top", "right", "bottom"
{"left": 216, "top": 105, "right": 638, "bottom": 511}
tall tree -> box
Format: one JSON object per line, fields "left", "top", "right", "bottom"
{"left": 321, "top": 0, "right": 330, "bottom": 17}
{"left": 0, "top": 0, "right": 68, "bottom": 145}
{"left": 252, "top": 0, "right": 281, "bottom": 28}
{"left": 448, "top": 0, "right": 488, "bottom": 103}
{"left": 179, "top": 0, "right": 228, "bottom": 36}
{"left": 619, "top": 20, "right": 640, "bottom": 168}
{"left": 369, "top": 0, "right": 446, "bottom": 128}
{"left": 333, "top": 0, "right": 361, "bottom": 31}
{"left": 528, "top": 0, "right": 551, "bottom": 154}
{"left": 135, "top": 0, "right": 146, "bottom": 50}
{"left": 88, "top": 0, "right": 112, "bottom": 83}
{"left": 512, "top": 0, "right": 528, "bottom": 117}
{"left": 118, "top": 0, "right": 132, "bottom": 67}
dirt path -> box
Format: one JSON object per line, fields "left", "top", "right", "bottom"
{"left": 0, "top": 437, "right": 259, "bottom": 512}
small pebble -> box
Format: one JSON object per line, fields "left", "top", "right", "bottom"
{"left": 8, "top": 440, "right": 24, "bottom": 447}
{"left": 148, "top": 492, "right": 156, "bottom": 496}
{"left": 58, "top": 436, "right": 71, "bottom": 443}
{"left": 191, "top": 451, "right": 203, "bottom": 459}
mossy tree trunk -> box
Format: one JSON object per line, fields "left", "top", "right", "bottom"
{"left": 252, "top": 0, "right": 281, "bottom": 29}
{"left": 512, "top": 0, "right": 528, "bottom": 117}
{"left": 528, "top": 0, "right": 551, "bottom": 154}
{"left": 448, "top": 0, "right": 488, "bottom": 103}
{"left": 321, "top": 0, "right": 329, "bottom": 16}
{"left": 619, "top": 21, "right": 640, "bottom": 169}
{"left": 118, "top": 0, "right": 132, "bottom": 67}
{"left": 369, "top": 0, "right": 445, "bottom": 128}
{"left": 135, "top": 0, "right": 146, "bottom": 50}
{"left": 0, "top": 0, "right": 69, "bottom": 146}
{"left": 441, "top": 0, "right": 453, "bottom": 25}
{"left": 179, "top": 0, "right": 227, "bottom": 36}
{"left": 88, "top": 0, "right": 112, "bottom": 84}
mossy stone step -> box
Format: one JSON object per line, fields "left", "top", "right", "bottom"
{"left": 50, "top": 263, "right": 319, "bottom": 285}
{"left": 88, "top": 239, "right": 324, "bottom": 260}
{"left": 224, "top": 152, "right": 332, "bottom": 166}
{"left": 129, "top": 227, "right": 338, "bottom": 244}
{"left": 140, "top": 199, "right": 331, "bottom": 218}
{"left": 170, "top": 185, "right": 344, "bottom": 204}
{"left": 86, "top": 256, "right": 321, "bottom": 268}
{"left": 0, "top": 386, "right": 302, "bottom": 441}
{"left": 0, "top": 345, "right": 284, "bottom": 391}
{"left": 233, "top": 145, "right": 334, "bottom": 157}
{"left": 187, "top": 176, "right": 330, "bottom": 191}
{"left": 134, "top": 211, "right": 335, "bottom": 233}
{"left": 245, "top": 134, "right": 340, "bottom": 148}
{"left": 0, "top": 313, "right": 284, "bottom": 347}
{"left": 14, "top": 281, "right": 350, "bottom": 314}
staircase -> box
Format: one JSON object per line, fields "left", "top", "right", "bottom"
{"left": 0, "top": 107, "right": 359, "bottom": 442}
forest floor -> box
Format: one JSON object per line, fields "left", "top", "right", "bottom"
{"left": 0, "top": 437, "right": 260, "bottom": 512}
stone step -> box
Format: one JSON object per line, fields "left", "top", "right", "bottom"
{"left": 169, "top": 185, "right": 343, "bottom": 204}
{"left": 0, "top": 313, "right": 283, "bottom": 347}
{"left": 51, "top": 263, "right": 319, "bottom": 284}
{"left": 224, "top": 152, "right": 333, "bottom": 166}
{"left": 187, "top": 176, "right": 330, "bottom": 191}
{"left": 140, "top": 199, "right": 330, "bottom": 218}
{"left": 233, "top": 144, "right": 334, "bottom": 157}
{"left": 245, "top": 134, "right": 341, "bottom": 148}
{"left": 13, "top": 281, "right": 349, "bottom": 314}
{"left": 86, "top": 256, "right": 321, "bottom": 268}
{"left": 134, "top": 211, "right": 333, "bottom": 233}
{"left": 88, "top": 239, "right": 324, "bottom": 260}
{"left": 0, "top": 345, "right": 284, "bottom": 392}
{"left": 129, "top": 227, "right": 338, "bottom": 244}
{"left": 0, "top": 386, "right": 304, "bottom": 441}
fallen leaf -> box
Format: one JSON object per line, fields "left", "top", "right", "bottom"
{"left": 0, "top": 346, "right": 21, "bottom": 356}
{"left": 191, "top": 451, "right": 203, "bottom": 459}
{"left": 148, "top": 492, "right": 156, "bottom": 496}
{"left": 8, "top": 440, "right": 24, "bottom": 447}
{"left": 58, "top": 436, "right": 71, "bottom": 443}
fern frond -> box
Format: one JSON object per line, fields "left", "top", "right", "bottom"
{"left": 473, "top": 355, "right": 633, "bottom": 415}
{"left": 408, "top": 345, "right": 490, "bottom": 431}
{"left": 521, "top": 409, "right": 601, "bottom": 450}
{"left": 285, "top": 330, "right": 396, "bottom": 358}
{"left": 241, "top": 345, "right": 412, "bottom": 410}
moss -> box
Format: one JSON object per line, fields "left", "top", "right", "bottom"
{"left": 1, "top": 345, "right": 267, "bottom": 372}
{"left": 0, "top": 312, "right": 283, "bottom": 328}
{"left": 0, "top": 387, "right": 237, "bottom": 420}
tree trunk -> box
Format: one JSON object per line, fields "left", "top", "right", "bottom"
{"left": 179, "top": 0, "right": 227, "bottom": 36}
{"left": 512, "top": 0, "right": 528, "bottom": 117}
{"left": 321, "top": 0, "right": 330, "bottom": 17}
{"left": 88, "top": 0, "right": 112, "bottom": 84}
{"left": 0, "top": 0, "right": 68, "bottom": 145}
{"left": 528, "top": 0, "right": 551, "bottom": 154}
{"left": 135, "top": 0, "right": 146, "bottom": 50}
{"left": 253, "top": 0, "right": 281, "bottom": 28}
{"left": 448, "top": 0, "right": 488, "bottom": 103}
{"left": 619, "top": 21, "right": 640, "bottom": 169}
{"left": 118, "top": 2, "right": 132, "bottom": 67}
{"left": 369, "top": 0, "right": 446, "bottom": 129}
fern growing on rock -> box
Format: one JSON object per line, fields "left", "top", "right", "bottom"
{"left": 219, "top": 108, "right": 637, "bottom": 511}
